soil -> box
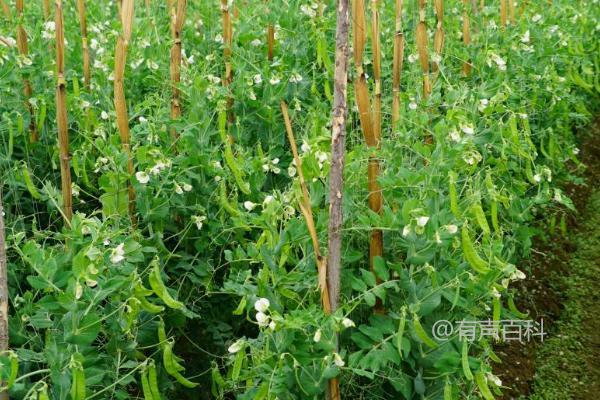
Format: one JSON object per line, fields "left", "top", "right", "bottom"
{"left": 492, "top": 118, "right": 600, "bottom": 400}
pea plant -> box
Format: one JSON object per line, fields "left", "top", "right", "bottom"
{"left": 0, "top": 0, "right": 598, "bottom": 399}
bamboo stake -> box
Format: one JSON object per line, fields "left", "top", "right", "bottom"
{"left": 281, "top": 102, "right": 332, "bottom": 315}
{"left": 327, "top": 0, "right": 350, "bottom": 320}
{"left": 221, "top": 0, "right": 234, "bottom": 124}
{"left": 76, "top": 0, "right": 91, "bottom": 90}
{"left": 114, "top": 0, "right": 136, "bottom": 222}
{"left": 16, "top": 0, "right": 38, "bottom": 143}
{"left": 508, "top": 0, "right": 515, "bottom": 24}
{"left": 352, "top": 0, "right": 374, "bottom": 147}
{"left": 432, "top": 0, "right": 444, "bottom": 76}
{"left": 326, "top": 0, "right": 349, "bottom": 397}
{"left": 391, "top": 0, "right": 404, "bottom": 127}
{"left": 55, "top": 0, "right": 73, "bottom": 223}
{"left": 462, "top": 0, "right": 472, "bottom": 75}
{"left": 519, "top": 0, "right": 527, "bottom": 17}
{"left": 267, "top": 24, "right": 275, "bottom": 61}
{"left": 500, "top": 0, "right": 507, "bottom": 30}
{"left": 42, "top": 0, "right": 50, "bottom": 19}
{"left": 368, "top": 0, "right": 384, "bottom": 314}
{"left": 0, "top": 0, "right": 10, "bottom": 19}
{"left": 416, "top": 0, "right": 431, "bottom": 98}
{"left": 0, "top": 191, "right": 8, "bottom": 400}
{"left": 169, "top": 0, "right": 186, "bottom": 138}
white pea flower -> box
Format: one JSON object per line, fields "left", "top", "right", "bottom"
{"left": 521, "top": 30, "right": 530, "bottom": 44}
{"left": 228, "top": 339, "right": 244, "bottom": 354}
{"left": 255, "top": 311, "right": 270, "bottom": 327}
{"left": 435, "top": 232, "right": 442, "bottom": 244}
{"left": 269, "top": 76, "right": 281, "bottom": 85}
{"left": 431, "top": 53, "right": 442, "bottom": 64}
{"left": 491, "top": 287, "right": 501, "bottom": 299}
{"left": 254, "top": 298, "right": 270, "bottom": 312}
{"left": 333, "top": 353, "right": 345, "bottom": 367}
{"left": 402, "top": 225, "right": 411, "bottom": 237}
{"left": 288, "top": 165, "right": 297, "bottom": 177}
{"left": 409, "top": 102, "right": 418, "bottom": 110}
{"left": 135, "top": 171, "right": 150, "bottom": 184}
{"left": 460, "top": 124, "right": 475, "bottom": 135}
{"left": 342, "top": 318, "right": 355, "bottom": 328}
{"left": 192, "top": 215, "right": 206, "bottom": 230}
{"left": 101, "top": 111, "right": 109, "bottom": 120}
{"left": 250, "top": 39, "right": 262, "bottom": 46}
{"left": 75, "top": 282, "right": 83, "bottom": 300}
{"left": 449, "top": 130, "right": 461, "bottom": 142}
{"left": 572, "top": 148, "right": 580, "bottom": 155}
{"left": 300, "top": 4, "right": 316, "bottom": 18}
{"left": 263, "top": 195, "right": 275, "bottom": 207}
{"left": 533, "top": 174, "right": 542, "bottom": 183}
{"left": 253, "top": 74, "right": 263, "bottom": 84}
{"left": 313, "top": 329, "right": 322, "bottom": 343}
{"left": 289, "top": 73, "right": 303, "bottom": 83}
{"left": 301, "top": 141, "right": 311, "bottom": 153}
{"left": 445, "top": 224, "right": 458, "bottom": 234}
{"left": 269, "top": 321, "right": 277, "bottom": 331}
{"left": 532, "top": 14, "right": 542, "bottom": 23}
{"left": 215, "top": 34, "right": 224, "bottom": 43}
{"left": 244, "top": 201, "right": 257, "bottom": 211}
{"left": 183, "top": 183, "right": 192, "bottom": 192}
{"left": 110, "top": 243, "right": 125, "bottom": 264}
{"left": 487, "top": 373, "right": 503, "bottom": 387}
{"left": 408, "top": 53, "right": 419, "bottom": 63}
{"left": 175, "top": 183, "right": 183, "bottom": 195}
{"left": 416, "top": 216, "right": 430, "bottom": 227}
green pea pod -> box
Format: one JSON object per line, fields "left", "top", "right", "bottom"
{"left": 507, "top": 295, "right": 528, "bottom": 319}
{"left": 157, "top": 318, "right": 168, "bottom": 344}
{"left": 136, "top": 294, "right": 165, "bottom": 314}
{"left": 231, "top": 347, "right": 245, "bottom": 381}
{"left": 461, "top": 226, "right": 490, "bottom": 274}
{"left": 219, "top": 181, "right": 241, "bottom": 217}
{"left": 490, "top": 201, "right": 500, "bottom": 233}
{"left": 475, "top": 371, "right": 495, "bottom": 400}
{"left": 37, "top": 101, "right": 47, "bottom": 133}
{"left": 148, "top": 362, "right": 162, "bottom": 400}
{"left": 22, "top": 164, "right": 41, "bottom": 200}
{"left": 141, "top": 369, "right": 154, "bottom": 400}
{"left": 218, "top": 110, "right": 250, "bottom": 195}
{"left": 492, "top": 297, "right": 501, "bottom": 323}
{"left": 70, "top": 365, "right": 86, "bottom": 400}
{"left": 17, "top": 113, "right": 24, "bottom": 136}
{"left": 448, "top": 171, "right": 461, "bottom": 218}
{"left": 396, "top": 307, "right": 407, "bottom": 360}
{"left": 148, "top": 261, "right": 184, "bottom": 310}
{"left": 5, "top": 353, "right": 18, "bottom": 389}
{"left": 7, "top": 120, "right": 13, "bottom": 158}
{"left": 163, "top": 342, "right": 199, "bottom": 388}
{"left": 524, "top": 160, "right": 536, "bottom": 185}
{"left": 443, "top": 379, "right": 453, "bottom": 400}
{"left": 471, "top": 203, "right": 490, "bottom": 235}
{"left": 461, "top": 340, "right": 473, "bottom": 381}
{"left": 38, "top": 386, "right": 50, "bottom": 400}
{"left": 412, "top": 313, "right": 437, "bottom": 349}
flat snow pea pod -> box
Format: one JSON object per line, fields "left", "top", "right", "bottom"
{"left": 461, "top": 226, "right": 490, "bottom": 274}
{"left": 163, "top": 342, "right": 199, "bottom": 388}
{"left": 471, "top": 202, "right": 490, "bottom": 235}
{"left": 136, "top": 293, "right": 165, "bottom": 314}
{"left": 490, "top": 201, "right": 500, "bottom": 233}
{"left": 412, "top": 312, "right": 437, "bottom": 349}
{"left": 70, "top": 364, "right": 86, "bottom": 400}
{"left": 148, "top": 261, "right": 184, "bottom": 310}
{"left": 493, "top": 297, "right": 501, "bottom": 323}
{"left": 37, "top": 101, "right": 47, "bottom": 133}
{"left": 461, "top": 340, "right": 473, "bottom": 381}
{"left": 475, "top": 371, "right": 495, "bottom": 400}
{"left": 219, "top": 181, "right": 241, "bottom": 217}
{"left": 448, "top": 171, "right": 461, "bottom": 218}
{"left": 157, "top": 318, "right": 168, "bottom": 344}
{"left": 443, "top": 379, "right": 453, "bottom": 400}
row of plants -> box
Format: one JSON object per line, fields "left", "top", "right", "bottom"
{"left": 0, "top": 0, "right": 598, "bottom": 399}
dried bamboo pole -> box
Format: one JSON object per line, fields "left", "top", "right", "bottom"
{"left": 391, "top": 0, "right": 404, "bottom": 127}
{"left": 500, "top": 0, "right": 507, "bottom": 30}
{"left": 432, "top": 0, "right": 444, "bottom": 76}
{"left": 55, "top": 0, "right": 73, "bottom": 223}
{"left": 16, "top": 0, "right": 38, "bottom": 143}
{"left": 221, "top": 0, "right": 234, "bottom": 124}
{"left": 519, "top": 0, "right": 527, "bottom": 17}
{"left": 281, "top": 102, "right": 332, "bottom": 315}
{"left": 42, "top": 0, "right": 50, "bottom": 19}
{"left": 327, "top": 0, "right": 350, "bottom": 318}
{"left": 462, "top": 0, "right": 472, "bottom": 75}
{"left": 267, "top": 24, "right": 275, "bottom": 61}
{"left": 76, "top": 0, "right": 91, "bottom": 90}
{"left": 0, "top": 191, "right": 8, "bottom": 400}
{"left": 508, "top": 0, "right": 515, "bottom": 24}
{"left": 114, "top": 0, "right": 136, "bottom": 222}
{"left": 326, "top": 0, "right": 349, "bottom": 397}
{"left": 368, "top": 0, "right": 384, "bottom": 313}
{"left": 416, "top": 0, "right": 431, "bottom": 98}
{"left": 169, "top": 0, "right": 186, "bottom": 138}
{"left": 0, "top": 0, "right": 10, "bottom": 19}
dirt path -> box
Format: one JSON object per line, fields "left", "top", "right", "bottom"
{"left": 493, "top": 120, "right": 600, "bottom": 399}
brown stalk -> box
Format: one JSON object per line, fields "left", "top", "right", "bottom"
{"left": 55, "top": 0, "right": 73, "bottom": 223}
{"left": 281, "top": 101, "right": 332, "bottom": 315}
{"left": 170, "top": 0, "right": 187, "bottom": 138}
{"left": 391, "top": 0, "right": 404, "bottom": 127}
{"left": 500, "top": 0, "right": 507, "bottom": 30}
{"left": 462, "top": 0, "right": 472, "bottom": 75}
{"left": 16, "top": 0, "right": 38, "bottom": 142}
{"left": 416, "top": 0, "right": 431, "bottom": 98}
{"left": 0, "top": 191, "right": 8, "bottom": 400}
{"left": 0, "top": 0, "right": 10, "bottom": 19}
{"left": 326, "top": 0, "right": 349, "bottom": 396}
{"left": 432, "top": 0, "right": 444, "bottom": 75}
{"left": 76, "top": 0, "right": 91, "bottom": 90}
{"left": 114, "top": 0, "right": 136, "bottom": 222}
{"left": 519, "top": 0, "right": 527, "bottom": 17}
{"left": 352, "top": 0, "right": 374, "bottom": 147}
{"left": 42, "top": 0, "right": 50, "bottom": 19}
{"left": 221, "top": 0, "right": 234, "bottom": 124}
